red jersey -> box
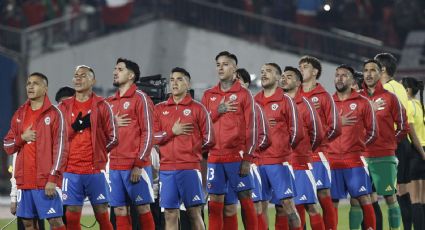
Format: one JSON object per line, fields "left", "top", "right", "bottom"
{"left": 291, "top": 91, "right": 324, "bottom": 169}
{"left": 360, "top": 81, "right": 409, "bottom": 157}
{"left": 59, "top": 93, "right": 118, "bottom": 172}
{"left": 108, "top": 84, "right": 154, "bottom": 169}
{"left": 154, "top": 94, "right": 215, "bottom": 170}
{"left": 327, "top": 90, "right": 378, "bottom": 169}
{"left": 201, "top": 81, "right": 256, "bottom": 163}
{"left": 301, "top": 83, "right": 341, "bottom": 161}
{"left": 4, "top": 96, "right": 68, "bottom": 189}
{"left": 254, "top": 88, "right": 304, "bottom": 165}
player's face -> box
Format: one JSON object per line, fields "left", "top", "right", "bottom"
{"left": 73, "top": 67, "right": 95, "bottom": 93}
{"left": 281, "top": 71, "right": 299, "bottom": 91}
{"left": 334, "top": 68, "right": 353, "bottom": 92}
{"left": 260, "top": 65, "right": 278, "bottom": 89}
{"left": 363, "top": 63, "right": 381, "bottom": 88}
{"left": 170, "top": 72, "right": 190, "bottom": 97}
{"left": 216, "top": 56, "right": 236, "bottom": 81}
{"left": 299, "top": 62, "right": 316, "bottom": 82}
{"left": 26, "top": 75, "right": 47, "bottom": 100}
{"left": 113, "top": 62, "right": 133, "bottom": 87}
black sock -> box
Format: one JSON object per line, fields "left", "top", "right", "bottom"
{"left": 397, "top": 194, "right": 412, "bottom": 230}
{"left": 372, "top": 201, "right": 383, "bottom": 230}
{"left": 412, "top": 203, "right": 425, "bottom": 230}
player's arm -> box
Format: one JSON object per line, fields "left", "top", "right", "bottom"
{"left": 102, "top": 101, "right": 119, "bottom": 152}
{"left": 362, "top": 97, "right": 378, "bottom": 145}
{"left": 134, "top": 93, "right": 154, "bottom": 167}
{"left": 242, "top": 91, "right": 257, "bottom": 161}
{"left": 323, "top": 93, "right": 342, "bottom": 141}
{"left": 3, "top": 112, "right": 25, "bottom": 155}
{"left": 285, "top": 95, "right": 304, "bottom": 148}
{"left": 304, "top": 98, "right": 324, "bottom": 151}
{"left": 390, "top": 94, "right": 410, "bottom": 142}
{"left": 48, "top": 106, "right": 68, "bottom": 184}
{"left": 153, "top": 104, "right": 175, "bottom": 145}
{"left": 197, "top": 102, "right": 215, "bottom": 151}
{"left": 256, "top": 104, "right": 270, "bottom": 151}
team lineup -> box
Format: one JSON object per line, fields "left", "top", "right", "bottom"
{"left": 3, "top": 51, "right": 425, "bottom": 230}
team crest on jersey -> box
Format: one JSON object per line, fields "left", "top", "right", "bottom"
{"left": 162, "top": 111, "right": 169, "bottom": 115}
{"left": 183, "top": 109, "right": 191, "bottom": 116}
{"left": 44, "top": 117, "right": 51, "bottom": 125}
{"left": 271, "top": 103, "right": 279, "bottom": 111}
{"left": 62, "top": 193, "right": 67, "bottom": 200}
{"left": 210, "top": 96, "right": 217, "bottom": 101}
{"left": 311, "top": 96, "right": 319, "bottom": 103}
{"left": 350, "top": 103, "right": 357, "bottom": 110}
{"left": 123, "top": 101, "right": 130, "bottom": 110}
{"left": 230, "top": 94, "right": 237, "bottom": 101}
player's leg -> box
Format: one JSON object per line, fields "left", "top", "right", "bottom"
{"left": 178, "top": 169, "right": 206, "bottom": 230}
{"left": 164, "top": 208, "right": 179, "bottom": 230}
{"left": 32, "top": 189, "right": 65, "bottom": 230}
{"left": 225, "top": 162, "right": 257, "bottom": 230}
{"left": 207, "top": 162, "right": 227, "bottom": 230}
{"left": 109, "top": 170, "right": 131, "bottom": 230}
{"left": 62, "top": 173, "right": 85, "bottom": 230}
{"left": 223, "top": 186, "right": 238, "bottom": 230}
{"left": 86, "top": 172, "right": 113, "bottom": 230}
{"left": 159, "top": 171, "right": 181, "bottom": 230}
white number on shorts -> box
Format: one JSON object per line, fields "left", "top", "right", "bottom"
{"left": 17, "top": 190, "right": 22, "bottom": 202}
{"left": 208, "top": 168, "right": 215, "bottom": 181}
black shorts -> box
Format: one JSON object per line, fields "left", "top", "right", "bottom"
{"left": 408, "top": 147, "right": 425, "bottom": 180}
{"left": 396, "top": 137, "right": 412, "bottom": 184}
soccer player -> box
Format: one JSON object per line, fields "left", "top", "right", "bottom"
{"left": 328, "top": 64, "right": 377, "bottom": 230}
{"left": 107, "top": 58, "right": 156, "bottom": 230}
{"left": 281, "top": 66, "right": 326, "bottom": 230}
{"left": 60, "top": 65, "right": 117, "bottom": 230}
{"left": 223, "top": 68, "right": 270, "bottom": 230}
{"left": 154, "top": 67, "right": 215, "bottom": 230}
{"left": 400, "top": 77, "right": 425, "bottom": 229}
{"left": 360, "top": 59, "right": 409, "bottom": 230}
{"left": 374, "top": 53, "right": 425, "bottom": 230}
{"left": 3, "top": 72, "right": 67, "bottom": 230}
{"left": 255, "top": 63, "right": 304, "bottom": 230}
{"left": 299, "top": 55, "right": 341, "bottom": 230}
{"left": 201, "top": 51, "right": 258, "bottom": 230}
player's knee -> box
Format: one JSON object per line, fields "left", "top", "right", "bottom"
{"left": 384, "top": 194, "right": 397, "bottom": 204}
{"left": 209, "top": 194, "right": 224, "bottom": 202}
{"left": 114, "top": 206, "right": 128, "bottom": 216}
{"left": 305, "top": 204, "right": 320, "bottom": 215}
{"left": 187, "top": 206, "right": 202, "bottom": 219}
{"left": 66, "top": 205, "right": 82, "bottom": 213}
{"left": 275, "top": 205, "right": 286, "bottom": 216}
{"left": 317, "top": 188, "right": 330, "bottom": 197}
{"left": 350, "top": 197, "right": 360, "bottom": 206}
{"left": 223, "top": 204, "right": 237, "bottom": 216}
{"left": 164, "top": 209, "right": 179, "bottom": 221}
{"left": 93, "top": 203, "right": 109, "bottom": 213}
{"left": 47, "top": 217, "right": 64, "bottom": 228}
{"left": 136, "top": 203, "right": 151, "bottom": 214}
{"left": 357, "top": 194, "right": 372, "bottom": 205}
{"left": 237, "top": 189, "right": 251, "bottom": 199}
{"left": 22, "top": 218, "right": 35, "bottom": 229}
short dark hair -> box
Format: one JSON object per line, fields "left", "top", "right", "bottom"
{"left": 298, "top": 55, "right": 322, "bottom": 79}
{"left": 117, "top": 58, "right": 141, "bottom": 82}
{"left": 236, "top": 68, "right": 251, "bottom": 86}
{"left": 29, "top": 72, "right": 48, "bottom": 86}
{"left": 353, "top": 71, "right": 364, "bottom": 89}
{"left": 76, "top": 65, "right": 95, "bottom": 79}
{"left": 374, "top": 53, "right": 397, "bottom": 77}
{"left": 284, "top": 66, "right": 303, "bottom": 83}
{"left": 171, "top": 67, "right": 191, "bottom": 80}
{"left": 215, "top": 51, "right": 238, "bottom": 65}
{"left": 363, "top": 59, "right": 382, "bottom": 70}
{"left": 336, "top": 64, "right": 355, "bottom": 76}
{"left": 265, "top": 63, "right": 282, "bottom": 75}
{"left": 55, "top": 86, "right": 75, "bottom": 103}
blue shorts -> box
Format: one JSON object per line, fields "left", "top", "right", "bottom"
{"left": 110, "top": 167, "right": 154, "bottom": 207}
{"left": 312, "top": 153, "right": 332, "bottom": 190}
{"left": 294, "top": 167, "right": 318, "bottom": 205}
{"left": 160, "top": 170, "right": 205, "bottom": 209}
{"left": 224, "top": 164, "right": 262, "bottom": 204}
{"left": 17, "top": 189, "right": 63, "bottom": 219}
{"left": 207, "top": 162, "right": 253, "bottom": 195}
{"left": 331, "top": 167, "right": 373, "bottom": 199}
{"left": 62, "top": 172, "right": 110, "bottom": 206}
{"left": 259, "top": 163, "right": 296, "bottom": 205}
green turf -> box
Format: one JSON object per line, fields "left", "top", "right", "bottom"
{"left": 0, "top": 203, "right": 390, "bottom": 229}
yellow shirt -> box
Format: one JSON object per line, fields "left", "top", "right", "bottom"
{"left": 384, "top": 79, "right": 414, "bottom": 123}
{"left": 409, "top": 99, "right": 425, "bottom": 146}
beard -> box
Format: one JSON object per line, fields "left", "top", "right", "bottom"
{"left": 113, "top": 81, "right": 120, "bottom": 87}
{"left": 335, "top": 83, "right": 349, "bottom": 92}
